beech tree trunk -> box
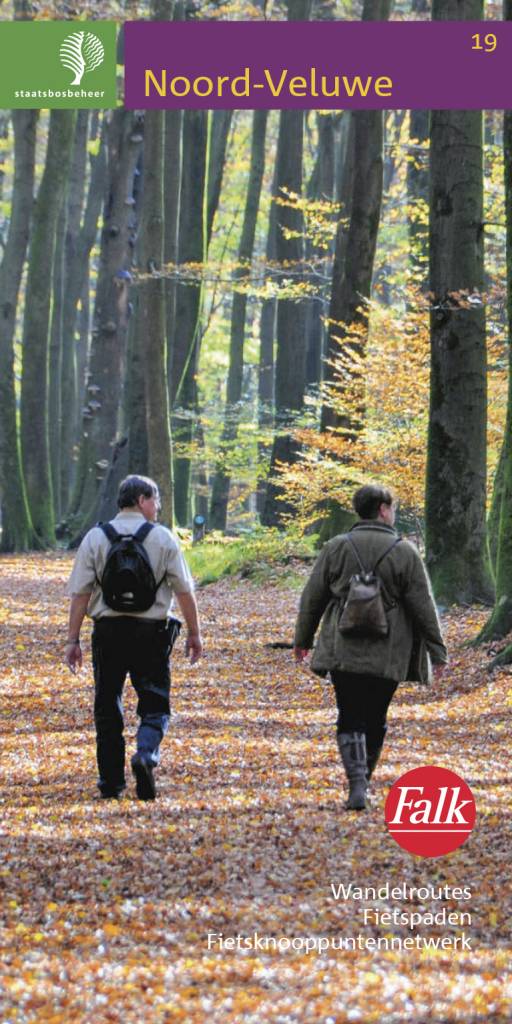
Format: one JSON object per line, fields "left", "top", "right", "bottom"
{"left": 321, "top": 107, "right": 385, "bottom": 435}
{"left": 49, "top": 203, "right": 67, "bottom": 522}
{"left": 162, "top": 0, "right": 185, "bottom": 412}
{"left": 68, "top": 110, "right": 143, "bottom": 539}
{"left": 48, "top": 112, "right": 88, "bottom": 520}
{"left": 305, "top": 111, "right": 338, "bottom": 388}
{"left": 0, "top": 113, "right": 8, "bottom": 207}
{"left": 210, "top": 109, "right": 268, "bottom": 530}
{"left": 261, "top": 102, "right": 307, "bottom": 527}
{"left": 407, "top": 109, "right": 429, "bottom": 285}
{"left": 20, "top": 109, "right": 76, "bottom": 547}
{"left": 0, "top": 110, "right": 38, "bottom": 552}
{"left": 138, "top": 108, "right": 173, "bottom": 524}
{"left": 425, "top": 0, "right": 493, "bottom": 605}
{"left": 314, "top": 0, "right": 391, "bottom": 541}
{"left": 256, "top": 157, "right": 278, "bottom": 516}
{"left": 475, "top": 1, "right": 512, "bottom": 651}
{"left": 172, "top": 110, "right": 232, "bottom": 525}
{"left": 164, "top": 107, "right": 182, "bottom": 407}
{"left": 171, "top": 110, "right": 207, "bottom": 526}
{"left": 60, "top": 113, "right": 107, "bottom": 513}
{"left": 261, "top": 1, "right": 312, "bottom": 527}
{"left": 407, "top": 0, "right": 430, "bottom": 283}
{"left": 321, "top": 0, "right": 391, "bottom": 439}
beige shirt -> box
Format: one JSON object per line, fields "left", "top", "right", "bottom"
{"left": 67, "top": 510, "right": 194, "bottom": 620}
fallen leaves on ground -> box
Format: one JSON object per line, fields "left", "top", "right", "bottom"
{"left": 0, "top": 553, "right": 511, "bottom": 1023}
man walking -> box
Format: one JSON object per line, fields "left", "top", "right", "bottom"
{"left": 65, "top": 474, "right": 202, "bottom": 801}
{"left": 294, "top": 484, "right": 447, "bottom": 811}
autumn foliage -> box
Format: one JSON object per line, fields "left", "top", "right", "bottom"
{"left": 1, "top": 553, "right": 511, "bottom": 1021}
{"left": 275, "top": 293, "right": 507, "bottom": 532}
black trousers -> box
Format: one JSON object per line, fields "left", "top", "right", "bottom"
{"left": 92, "top": 617, "right": 173, "bottom": 794}
{"left": 331, "top": 670, "right": 398, "bottom": 751}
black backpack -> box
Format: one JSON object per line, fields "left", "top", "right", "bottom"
{"left": 98, "top": 522, "right": 164, "bottom": 613}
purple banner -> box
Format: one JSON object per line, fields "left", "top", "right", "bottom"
{"left": 125, "top": 21, "right": 512, "bottom": 110}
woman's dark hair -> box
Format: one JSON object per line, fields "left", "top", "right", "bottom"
{"left": 352, "top": 484, "right": 393, "bottom": 520}
{"left": 117, "top": 474, "right": 159, "bottom": 510}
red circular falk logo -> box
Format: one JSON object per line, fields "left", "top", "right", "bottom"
{"left": 385, "top": 766, "right": 476, "bottom": 857}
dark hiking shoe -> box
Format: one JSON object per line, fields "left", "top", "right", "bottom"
{"left": 131, "top": 755, "right": 156, "bottom": 800}
{"left": 98, "top": 782, "right": 125, "bottom": 799}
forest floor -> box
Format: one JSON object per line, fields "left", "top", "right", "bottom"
{"left": 0, "top": 552, "right": 511, "bottom": 1023}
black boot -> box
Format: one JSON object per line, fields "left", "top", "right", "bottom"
{"left": 337, "top": 732, "right": 369, "bottom": 811}
{"left": 366, "top": 727, "right": 387, "bottom": 782}
{"left": 366, "top": 744, "right": 384, "bottom": 781}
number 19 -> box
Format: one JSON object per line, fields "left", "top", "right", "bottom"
{"left": 472, "top": 33, "right": 497, "bottom": 53}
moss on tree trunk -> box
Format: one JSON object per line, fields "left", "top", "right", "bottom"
{"left": 475, "top": 81, "right": 512, "bottom": 645}
{"left": 426, "top": 1, "right": 493, "bottom": 605}
{"left": 0, "top": 110, "right": 38, "bottom": 552}
{"left": 20, "top": 109, "right": 76, "bottom": 547}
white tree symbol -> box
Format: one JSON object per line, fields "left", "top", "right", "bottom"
{"left": 60, "top": 31, "right": 104, "bottom": 86}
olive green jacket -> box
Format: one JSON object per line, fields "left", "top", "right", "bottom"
{"left": 294, "top": 522, "right": 447, "bottom": 684}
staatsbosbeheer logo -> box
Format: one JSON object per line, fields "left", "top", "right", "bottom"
{"left": 0, "top": 21, "right": 116, "bottom": 109}
{"left": 60, "top": 31, "right": 105, "bottom": 86}
{"left": 385, "top": 766, "right": 476, "bottom": 857}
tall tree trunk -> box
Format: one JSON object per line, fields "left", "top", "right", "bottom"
{"left": 171, "top": 110, "right": 232, "bottom": 524}
{"left": 169, "top": 109, "right": 205, "bottom": 414}
{"left": 261, "top": 102, "right": 307, "bottom": 527}
{"left": 475, "top": 1, "right": 512, "bottom": 649}
{"left": 138, "top": 108, "right": 173, "bottom": 524}
{"left": 407, "top": 107, "right": 429, "bottom": 286}
{"left": 0, "top": 113, "right": 8, "bottom": 210}
{"left": 425, "top": 0, "right": 493, "bottom": 604}
{"left": 163, "top": 1, "right": 184, "bottom": 406}
{"left": 210, "top": 109, "right": 268, "bottom": 530}
{"left": 68, "top": 110, "right": 143, "bottom": 538}
{"left": 20, "top": 109, "right": 76, "bottom": 547}
{"left": 321, "top": 106, "right": 386, "bottom": 435}
{"left": 51, "top": 111, "right": 88, "bottom": 520}
{"left": 0, "top": 110, "right": 38, "bottom": 552}
{"left": 49, "top": 204, "right": 67, "bottom": 522}
{"left": 164, "top": 106, "right": 182, "bottom": 406}
{"left": 261, "top": 0, "right": 312, "bottom": 528}
{"left": 314, "top": 0, "right": 391, "bottom": 541}
{"left": 487, "top": 437, "right": 505, "bottom": 575}
{"left": 256, "top": 155, "right": 278, "bottom": 516}
{"left": 207, "top": 111, "right": 233, "bottom": 246}
{"left": 61, "top": 112, "right": 107, "bottom": 514}
{"left": 171, "top": 109, "right": 207, "bottom": 526}
{"left": 321, "top": 0, "right": 392, "bottom": 438}
{"left": 375, "top": 109, "right": 407, "bottom": 306}
{"left": 406, "top": 0, "right": 431, "bottom": 285}
{"left": 305, "top": 111, "right": 338, "bottom": 387}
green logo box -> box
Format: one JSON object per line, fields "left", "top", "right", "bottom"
{"left": 0, "top": 21, "right": 117, "bottom": 108}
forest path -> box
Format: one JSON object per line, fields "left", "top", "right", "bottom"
{"left": 0, "top": 553, "right": 511, "bottom": 1023}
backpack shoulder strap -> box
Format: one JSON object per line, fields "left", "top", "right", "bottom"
{"left": 373, "top": 536, "right": 402, "bottom": 573}
{"left": 134, "top": 522, "right": 154, "bottom": 543}
{"left": 134, "top": 522, "right": 165, "bottom": 591}
{"left": 99, "top": 522, "right": 119, "bottom": 544}
{"left": 344, "top": 533, "right": 368, "bottom": 575}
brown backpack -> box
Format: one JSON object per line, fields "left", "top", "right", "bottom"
{"left": 339, "top": 533, "right": 401, "bottom": 638}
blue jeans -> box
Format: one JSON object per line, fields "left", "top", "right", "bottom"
{"left": 92, "top": 617, "right": 172, "bottom": 794}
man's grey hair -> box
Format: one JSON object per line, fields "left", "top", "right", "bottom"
{"left": 117, "top": 475, "right": 159, "bottom": 510}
